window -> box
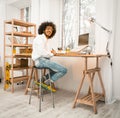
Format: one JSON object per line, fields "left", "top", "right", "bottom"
{"left": 62, "top": 0, "right": 96, "bottom": 49}
{"left": 20, "top": 7, "right": 31, "bottom": 22}
{"left": 62, "top": 0, "right": 79, "bottom": 49}
{"left": 79, "top": 0, "right": 96, "bottom": 47}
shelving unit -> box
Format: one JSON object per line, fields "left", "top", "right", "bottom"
{"left": 4, "top": 19, "right": 36, "bottom": 93}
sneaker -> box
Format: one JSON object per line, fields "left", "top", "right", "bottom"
{"left": 44, "top": 79, "right": 54, "bottom": 85}
{"left": 41, "top": 74, "right": 49, "bottom": 83}
{"left": 34, "top": 80, "right": 56, "bottom": 92}
{"left": 41, "top": 76, "right": 46, "bottom": 83}
{"left": 44, "top": 79, "right": 56, "bottom": 90}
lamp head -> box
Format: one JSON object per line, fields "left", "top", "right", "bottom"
{"left": 89, "top": 17, "right": 95, "bottom": 23}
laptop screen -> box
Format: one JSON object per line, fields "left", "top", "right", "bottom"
{"left": 78, "top": 33, "right": 89, "bottom": 46}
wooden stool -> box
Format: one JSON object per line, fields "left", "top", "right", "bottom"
{"left": 72, "top": 55, "right": 105, "bottom": 114}
{"left": 25, "top": 66, "right": 55, "bottom": 112}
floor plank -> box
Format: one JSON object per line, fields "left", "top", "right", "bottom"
{"left": 0, "top": 83, "right": 120, "bottom": 118}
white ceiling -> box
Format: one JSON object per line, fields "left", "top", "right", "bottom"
{"left": 7, "top": 0, "right": 31, "bottom": 9}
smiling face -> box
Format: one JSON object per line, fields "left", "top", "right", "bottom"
{"left": 44, "top": 26, "right": 53, "bottom": 39}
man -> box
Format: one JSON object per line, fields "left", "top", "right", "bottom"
{"left": 32, "top": 21, "right": 67, "bottom": 86}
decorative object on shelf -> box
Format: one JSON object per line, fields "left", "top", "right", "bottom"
{"left": 12, "top": 47, "right": 16, "bottom": 54}
{"left": 14, "top": 59, "right": 28, "bottom": 68}
{"left": 21, "top": 31, "right": 31, "bottom": 34}
{"left": 13, "top": 26, "right": 18, "bottom": 32}
{"left": 20, "top": 48, "right": 32, "bottom": 54}
{"left": 8, "top": 36, "right": 25, "bottom": 44}
{"left": 21, "top": 59, "right": 28, "bottom": 67}
{"left": 16, "top": 38, "right": 22, "bottom": 44}
{"left": 8, "top": 36, "right": 18, "bottom": 44}
{"left": 5, "top": 62, "right": 11, "bottom": 90}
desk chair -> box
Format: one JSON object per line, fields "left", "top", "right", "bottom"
{"left": 25, "top": 66, "right": 56, "bottom": 112}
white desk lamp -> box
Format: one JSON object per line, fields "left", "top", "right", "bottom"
{"left": 89, "top": 17, "right": 112, "bottom": 66}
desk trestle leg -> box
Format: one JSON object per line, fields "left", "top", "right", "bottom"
{"left": 72, "top": 73, "right": 85, "bottom": 108}
{"left": 72, "top": 68, "right": 105, "bottom": 114}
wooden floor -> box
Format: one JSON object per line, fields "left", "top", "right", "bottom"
{"left": 0, "top": 83, "right": 120, "bottom": 118}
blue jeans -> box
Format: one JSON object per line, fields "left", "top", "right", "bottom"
{"left": 35, "top": 57, "right": 67, "bottom": 81}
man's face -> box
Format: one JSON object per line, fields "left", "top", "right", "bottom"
{"left": 44, "top": 26, "right": 53, "bottom": 38}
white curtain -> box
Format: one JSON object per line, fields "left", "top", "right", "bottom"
{"left": 95, "top": 0, "right": 116, "bottom": 104}
{"left": 0, "top": 0, "right": 6, "bottom": 69}
{"left": 112, "top": 0, "right": 120, "bottom": 100}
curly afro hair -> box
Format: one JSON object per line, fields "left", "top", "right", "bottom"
{"left": 38, "top": 21, "right": 56, "bottom": 38}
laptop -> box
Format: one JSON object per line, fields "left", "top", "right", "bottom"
{"left": 71, "top": 33, "right": 89, "bottom": 52}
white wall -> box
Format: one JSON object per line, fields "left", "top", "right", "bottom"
{"left": 0, "top": 0, "right": 6, "bottom": 79}
{"left": 0, "top": 0, "right": 6, "bottom": 66}
{"left": 95, "top": 0, "right": 120, "bottom": 102}
{"left": 31, "top": 0, "right": 62, "bottom": 50}
{"left": 0, "top": 0, "right": 20, "bottom": 79}
{"left": 95, "top": 0, "right": 113, "bottom": 54}
{"left": 112, "top": 0, "right": 120, "bottom": 99}
{"left": 39, "top": 0, "right": 61, "bottom": 50}
{"left": 0, "top": 1, "right": 5, "bottom": 78}
{"left": 6, "top": 4, "right": 20, "bottom": 20}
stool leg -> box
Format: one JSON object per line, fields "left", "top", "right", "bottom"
{"left": 29, "top": 69, "right": 35, "bottom": 104}
{"left": 25, "top": 67, "right": 34, "bottom": 95}
{"left": 39, "top": 69, "right": 43, "bottom": 112}
{"left": 51, "top": 81, "right": 55, "bottom": 108}
{"left": 48, "top": 70, "right": 55, "bottom": 108}
{"left": 34, "top": 69, "right": 41, "bottom": 98}
{"left": 39, "top": 86, "right": 42, "bottom": 112}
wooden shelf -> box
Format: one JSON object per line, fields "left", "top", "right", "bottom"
{"left": 5, "top": 54, "right": 31, "bottom": 58}
{"left": 5, "top": 19, "right": 36, "bottom": 27}
{"left": 12, "top": 76, "right": 29, "bottom": 83}
{"left": 5, "top": 32, "right": 36, "bottom": 37}
{"left": 14, "top": 54, "right": 31, "bottom": 57}
{"left": 11, "top": 66, "right": 32, "bottom": 70}
{"left": 6, "top": 44, "right": 32, "bottom": 47}
{"left": 77, "top": 93, "right": 104, "bottom": 106}
{"left": 4, "top": 19, "right": 36, "bottom": 93}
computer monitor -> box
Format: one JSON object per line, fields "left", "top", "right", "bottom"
{"left": 78, "top": 33, "right": 89, "bottom": 45}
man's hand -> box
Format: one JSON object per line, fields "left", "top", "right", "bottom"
{"left": 51, "top": 49, "right": 56, "bottom": 55}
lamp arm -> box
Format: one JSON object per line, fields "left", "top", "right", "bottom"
{"left": 95, "top": 21, "right": 112, "bottom": 33}
{"left": 96, "top": 21, "right": 112, "bottom": 66}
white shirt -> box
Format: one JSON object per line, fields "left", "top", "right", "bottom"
{"left": 32, "top": 34, "right": 53, "bottom": 61}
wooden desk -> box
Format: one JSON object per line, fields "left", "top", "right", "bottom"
{"left": 55, "top": 52, "right": 106, "bottom": 114}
